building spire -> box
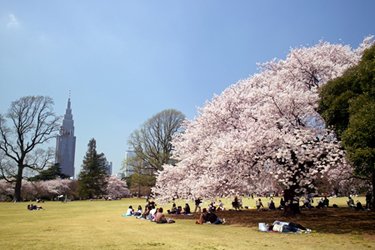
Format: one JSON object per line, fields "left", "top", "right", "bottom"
{"left": 67, "top": 90, "right": 71, "bottom": 110}
{"left": 61, "top": 96, "right": 74, "bottom": 135}
{"left": 55, "top": 94, "right": 76, "bottom": 178}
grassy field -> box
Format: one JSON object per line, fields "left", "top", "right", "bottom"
{"left": 0, "top": 197, "right": 374, "bottom": 250}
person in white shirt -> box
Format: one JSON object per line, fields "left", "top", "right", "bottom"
{"left": 125, "top": 206, "right": 134, "bottom": 216}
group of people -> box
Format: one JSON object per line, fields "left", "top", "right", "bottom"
{"left": 166, "top": 198, "right": 226, "bottom": 225}
{"left": 255, "top": 198, "right": 287, "bottom": 210}
{"left": 188, "top": 197, "right": 225, "bottom": 214}
{"left": 124, "top": 200, "right": 175, "bottom": 224}
{"left": 124, "top": 194, "right": 372, "bottom": 227}
{"left": 347, "top": 196, "right": 366, "bottom": 211}
{"left": 231, "top": 196, "right": 283, "bottom": 211}
{"left": 167, "top": 202, "right": 192, "bottom": 215}
{"left": 300, "top": 194, "right": 369, "bottom": 211}
{"left": 316, "top": 196, "right": 330, "bottom": 209}
{"left": 166, "top": 198, "right": 226, "bottom": 215}
{"left": 123, "top": 198, "right": 227, "bottom": 225}
{"left": 124, "top": 205, "right": 143, "bottom": 216}
{"left": 231, "top": 195, "right": 370, "bottom": 211}
{"left": 196, "top": 208, "right": 225, "bottom": 225}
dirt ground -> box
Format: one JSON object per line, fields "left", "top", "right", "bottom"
{"left": 170, "top": 208, "right": 375, "bottom": 234}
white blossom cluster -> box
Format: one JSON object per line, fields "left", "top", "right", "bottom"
{"left": 153, "top": 37, "right": 374, "bottom": 201}
{"left": 0, "top": 176, "right": 130, "bottom": 200}
{"left": 105, "top": 176, "right": 131, "bottom": 199}
{"left": 0, "top": 179, "right": 72, "bottom": 200}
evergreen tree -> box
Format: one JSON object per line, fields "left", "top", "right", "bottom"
{"left": 78, "top": 138, "right": 108, "bottom": 199}
{"left": 319, "top": 45, "right": 375, "bottom": 208}
{"left": 28, "top": 163, "right": 69, "bottom": 181}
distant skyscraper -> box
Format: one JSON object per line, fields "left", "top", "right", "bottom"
{"left": 105, "top": 161, "right": 113, "bottom": 176}
{"left": 124, "top": 151, "right": 136, "bottom": 177}
{"left": 55, "top": 98, "right": 76, "bottom": 178}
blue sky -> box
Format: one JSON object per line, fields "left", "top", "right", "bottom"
{"left": 1, "top": 0, "right": 374, "bottom": 176}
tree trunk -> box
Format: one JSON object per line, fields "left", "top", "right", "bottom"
{"left": 283, "top": 188, "right": 300, "bottom": 216}
{"left": 14, "top": 166, "right": 24, "bottom": 202}
{"left": 372, "top": 170, "right": 375, "bottom": 210}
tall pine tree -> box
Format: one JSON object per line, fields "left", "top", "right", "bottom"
{"left": 28, "top": 163, "right": 69, "bottom": 181}
{"left": 78, "top": 138, "right": 108, "bottom": 199}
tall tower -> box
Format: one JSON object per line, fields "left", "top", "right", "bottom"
{"left": 55, "top": 98, "right": 76, "bottom": 178}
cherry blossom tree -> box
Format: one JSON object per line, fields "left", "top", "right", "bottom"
{"left": 20, "top": 180, "right": 39, "bottom": 201}
{"left": 105, "top": 176, "right": 130, "bottom": 199}
{"left": 269, "top": 128, "right": 349, "bottom": 214}
{"left": 154, "top": 37, "right": 374, "bottom": 214}
{"left": 0, "top": 179, "right": 78, "bottom": 201}
{"left": 0, "top": 179, "right": 14, "bottom": 201}
{"left": 30, "top": 180, "right": 50, "bottom": 199}
{"left": 42, "top": 179, "right": 72, "bottom": 198}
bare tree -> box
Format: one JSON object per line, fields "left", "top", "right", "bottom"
{"left": 0, "top": 96, "right": 60, "bottom": 201}
{"left": 127, "top": 109, "right": 185, "bottom": 173}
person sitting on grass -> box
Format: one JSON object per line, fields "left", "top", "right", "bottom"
{"left": 137, "top": 205, "right": 151, "bottom": 219}
{"left": 176, "top": 206, "right": 182, "bottom": 214}
{"left": 268, "top": 199, "right": 276, "bottom": 210}
{"left": 316, "top": 198, "right": 325, "bottom": 209}
{"left": 278, "top": 198, "right": 285, "bottom": 210}
{"left": 134, "top": 205, "right": 142, "bottom": 216}
{"left": 208, "top": 202, "right": 216, "bottom": 212}
{"left": 347, "top": 196, "right": 355, "bottom": 208}
{"left": 147, "top": 206, "right": 158, "bottom": 221}
{"left": 232, "top": 196, "right": 240, "bottom": 210}
{"left": 154, "top": 207, "right": 167, "bottom": 223}
{"left": 167, "top": 202, "right": 177, "bottom": 214}
{"left": 238, "top": 197, "right": 244, "bottom": 209}
{"left": 183, "top": 203, "right": 191, "bottom": 215}
{"left": 147, "top": 200, "right": 156, "bottom": 210}
{"left": 196, "top": 208, "right": 208, "bottom": 224}
{"left": 217, "top": 200, "right": 225, "bottom": 211}
{"left": 125, "top": 205, "right": 134, "bottom": 216}
{"left": 205, "top": 209, "right": 225, "bottom": 224}
{"left": 355, "top": 200, "right": 364, "bottom": 211}
{"left": 323, "top": 196, "right": 329, "bottom": 207}
{"left": 196, "top": 208, "right": 225, "bottom": 224}
{"left": 154, "top": 207, "right": 175, "bottom": 224}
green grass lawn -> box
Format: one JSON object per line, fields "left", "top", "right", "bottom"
{"left": 0, "top": 197, "right": 374, "bottom": 250}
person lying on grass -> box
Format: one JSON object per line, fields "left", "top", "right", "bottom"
{"left": 27, "top": 204, "right": 43, "bottom": 210}
{"left": 267, "top": 221, "right": 311, "bottom": 233}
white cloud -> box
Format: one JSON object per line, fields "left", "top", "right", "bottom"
{"left": 6, "top": 13, "right": 20, "bottom": 29}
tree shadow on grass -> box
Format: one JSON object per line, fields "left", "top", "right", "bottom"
{"left": 171, "top": 208, "right": 375, "bottom": 234}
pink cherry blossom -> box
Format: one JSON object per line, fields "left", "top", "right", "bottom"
{"left": 153, "top": 37, "right": 374, "bottom": 202}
